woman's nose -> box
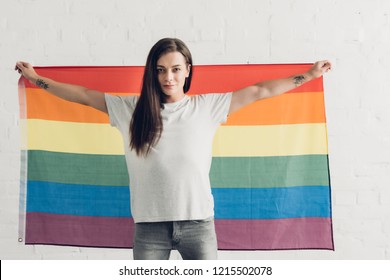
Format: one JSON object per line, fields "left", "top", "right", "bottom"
{"left": 165, "top": 71, "right": 173, "bottom": 82}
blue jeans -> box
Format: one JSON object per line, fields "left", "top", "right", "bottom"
{"left": 133, "top": 217, "right": 218, "bottom": 260}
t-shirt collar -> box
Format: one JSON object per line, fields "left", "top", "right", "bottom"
{"left": 162, "top": 95, "right": 189, "bottom": 112}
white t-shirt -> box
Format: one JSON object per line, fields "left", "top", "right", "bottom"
{"left": 105, "top": 92, "right": 233, "bottom": 223}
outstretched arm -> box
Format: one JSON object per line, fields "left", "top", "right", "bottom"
{"left": 228, "top": 60, "right": 332, "bottom": 114}
{"left": 15, "top": 61, "right": 108, "bottom": 114}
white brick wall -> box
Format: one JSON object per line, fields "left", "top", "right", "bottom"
{"left": 1, "top": 0, "right": 389, "bottom": 260}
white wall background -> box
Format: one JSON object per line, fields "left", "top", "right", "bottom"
{"left": 1, "top": 0, "right": 389, "bottom": 260}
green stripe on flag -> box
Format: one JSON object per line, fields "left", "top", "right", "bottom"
{"left": 211, "top": 155, "right": 330, "bottom": 188}
{"left": 28, "top": 150, "right": 329, "bottom": 188}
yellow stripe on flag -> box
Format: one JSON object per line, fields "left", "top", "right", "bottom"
{"left": 27, "top": 119, "right": 328, "bottom": 156}
{"left": 212, "top": 124, "right": 328, "bottom": 157}
{"left": 27, "top": 119, "right": 124, "bottom": 155}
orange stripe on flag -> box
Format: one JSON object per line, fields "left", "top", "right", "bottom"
{"left": 26, "top": 88, "right": 138, "bottom": 123}
{"left": 27, "top": 88, "right": 325, "bottom": 125}
{"left": 226, "top": 91, "right": 326, "bottom": 125}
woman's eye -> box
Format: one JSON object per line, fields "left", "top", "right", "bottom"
{"left": 173, "top": 68, "right": 181, "bottom": 72}
{"left": 157, "top": 68, "right": 164, "bottom": 73}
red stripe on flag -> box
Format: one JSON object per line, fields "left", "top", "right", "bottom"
{"left": 24, "top": 64, "right": 323, "bottom": 93}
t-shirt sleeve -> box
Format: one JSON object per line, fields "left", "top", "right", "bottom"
{"left": 201, "top": 92, "right": 233, "bottom": 125}
{"left": 104, "top": 94, "right": 138, "bottom": 129}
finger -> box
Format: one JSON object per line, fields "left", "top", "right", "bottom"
{"left": 320, "top": 61, "right": 331, "bottom": 71}
{"left": 15, "top": 62, "right": 26, "bottom": 75}
{"left": 15, "top": 64, "right": 22, "bottom": 72}
{"left": 17, "top": 61, "right": 30, "bottom": 69}
{"left": 16, "top": 62, "right": 25, "bottom": 70}
{"left": 325, "top": 62, "right": 332, "bottom": 71}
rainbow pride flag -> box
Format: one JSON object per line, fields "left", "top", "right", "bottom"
{"left": 18, "top": 64, "right": 334, "bottom": 250}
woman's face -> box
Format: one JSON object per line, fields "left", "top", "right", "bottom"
{"left": 156, "top": 51, "right": 191, "bottom": 103}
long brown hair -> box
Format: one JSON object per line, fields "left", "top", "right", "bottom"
{"left": 130, "top": 38, "right": 193, "bottom": 156}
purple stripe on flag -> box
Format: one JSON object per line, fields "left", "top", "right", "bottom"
{"left": 25, "top": 213, "right": 333, "bottom": 250}
{"left": 215, "top": 218, "right": 334, "bottom": 250}
{"left": 25, "top": 212, "right": 134, "bottom": 248}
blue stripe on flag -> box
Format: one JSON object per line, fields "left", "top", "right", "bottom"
{"left": 27, "top": 181, "right": 131, "bottom": 217}
{"left": 212, "top": 186, "right": 331, "bottom": 219}
{"left": 27, "top": 181, "right": 330, "bottom": 219}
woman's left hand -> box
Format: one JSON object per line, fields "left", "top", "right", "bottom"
{"left": 307, "top": 60, "right": 332, "bottom": 79}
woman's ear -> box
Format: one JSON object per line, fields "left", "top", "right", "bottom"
{"left": 186, "top": 64, "right": 191, "bottom": 77}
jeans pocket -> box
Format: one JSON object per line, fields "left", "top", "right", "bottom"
{"left": 191, "top": 216, "right": 214, "bottom": 224}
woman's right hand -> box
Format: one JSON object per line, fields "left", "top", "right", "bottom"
{"left": 15, "top": 61, "right": 39, "bottom": 83}
{"left": 15, "top": 61, "right": 108, "bottom": 113}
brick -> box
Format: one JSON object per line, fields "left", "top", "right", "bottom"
{"left": 189, "top": 41, "right": 226, "bottom": 64}
{"left": 334, "top": 237, "right": 386, "bottom": 259}
{"left": 332, "top": 205, "right": 354, "bottom": 220}
{"left": 354, "top": 205, "right": 388, "bottom": 220}
{"left": 0, "top": 238, "right": 38, "bottom": 260}
{"left": 358, "top": 191, "right": 379, "bottom": 205}
{"left": 193, "top": 13, "right": 224, "bottom": 30}
{"left": 68, "top": 0, "right": 117, "bottom": 16}
{"left": 335, "top": 191, "right": 357, "bottom": 205}
{"left": 380, "top": 191, "right": 390, "bottom": 204}
{"left": 174, "top": 28, "right": 200, "bottom": 43}
{"left": 79, "top": 247, "right": 132, "bottom": 260}
{"left": 200, "top": 28, "right": 223, "bottom": 42}
{"left": 34, "top": 244, "right": 81, "bottom": 256}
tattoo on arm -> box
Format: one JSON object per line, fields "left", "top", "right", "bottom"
{"left": 36, "top": 78, "right": 49, "bottom": 90}
{"left": 293, "top": 75, "right": 305, "bottom": 87}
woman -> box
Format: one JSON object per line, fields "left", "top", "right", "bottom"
{"left": 15, "top": 38, "right": 331, "bottom": 260}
